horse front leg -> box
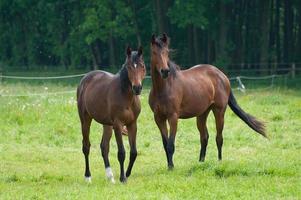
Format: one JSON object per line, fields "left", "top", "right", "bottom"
{"left": 113, "top": 123, "right": 126, "bottom": 183}
{"left": 167, "top": 114, "right": 178, "bottom": 170}
{"left": 154, "top": 114, "right": 169, "bottom": 167}
{"left": 125, "top": 122, "right": 137, "bottom": 178}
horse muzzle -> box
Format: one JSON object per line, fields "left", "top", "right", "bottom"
{"left": 160, "top": 69, "right": 170, "bottom": 79}
{"left": 132, "top": 85, "right": 142, "bottom": 95}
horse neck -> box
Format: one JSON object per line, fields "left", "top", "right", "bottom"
{"left": 151, "top": 62, "right": 168, "bottom": 93}
{"left": 117, "top": 68, "right": 134, "bottom": 100}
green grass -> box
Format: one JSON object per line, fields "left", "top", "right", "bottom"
{"left": 0, "top": 83, "right": 300, "bottom": 199}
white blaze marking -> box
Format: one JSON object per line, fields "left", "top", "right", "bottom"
{"left": 134, "top": 64, "right": 137, "bottom": 68}
{"left": 105, "top": 167, "right": 115, "bottom": 184}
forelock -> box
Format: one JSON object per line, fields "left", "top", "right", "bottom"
{"left": 130, "top": 51, "right": 140, "bottom": 63}
{"left": 154, "top": 37, "right": 169, "bottom": 50}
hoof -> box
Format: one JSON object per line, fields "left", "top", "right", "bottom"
{"left": 85, "top": 176, "right": 92, "bottom": 183}
{"left": 120, "top": 176, "right": 127, "bottom": 183}
{"left": 168, "top": 165, "right": 174, "bottom": 170}
{"left": 108, "top": 176, "right": 116, "bottom": 184}
{"left": 126, "top": 171, "right": 131, "bottom": 178}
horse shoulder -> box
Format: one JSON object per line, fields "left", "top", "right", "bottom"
{"left": 109, "top": 88, "right": 141, "bottom": 125}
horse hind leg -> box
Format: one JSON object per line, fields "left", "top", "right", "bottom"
{"left": 100, "top": 125, "right": 115, "bottom": 183}
{"left": 197, "top": 108, "right": 211, "bottom": 162}
{"left": 79, "top": 110, "right": 92, "bottom": 182}
{"left": 212, "top": 106, "right": 226, "bottom": 161}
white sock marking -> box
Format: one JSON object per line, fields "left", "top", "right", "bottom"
{"left": 105, "top": 167, "right": 115, "bottom": 184}
{"left": 85, "top": 176, "right": 92, "bottom": 183}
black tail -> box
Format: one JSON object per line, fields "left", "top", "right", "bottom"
{"left": 228, "top": 90, "right": 267, "bottom": 138}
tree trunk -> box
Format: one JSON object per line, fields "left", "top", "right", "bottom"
{"left": 90, "top": 40, "right": 102, "bottom": 70}
{"left": 275, "top": 0, "right": 281, "bottom": 64}
{"left": 129, "top": 0, "right": 141, "bottom": 45}
{"left": 153, "top": 0, "right": 171, "bottom": 33}
{"left": 245, "top": 0, "right": 251, "bottom": 65}
{"left": 90, "top": 44, "right": 98, "bottom": 70}
{"left": 283, "top": 0, "right": 294, "bottom": 64}
{"left": 187, "top": 25, "right": 194, "bottom": 66}
{"left": 193, "top": 25, "right": 200, "bottom": 64}
{"left": 259, "top": 0, "right": 271, "bottom": 72}
{"left": 216, "top": 0, "right": 227, "bottom": 63}
{"left": 108, "top": 29, "right": 116, "bottom": 68}
{"left": 297, "top": 1, "right": 301, "bottom": 63}
{"left": 233, "top": 0, "right": 244, "bottom": 68}
{"left": 207, "top": 31, "right": 213, "bottom": 63}
{"left": 154, "top": 0, "right": 164, "bottom": 33}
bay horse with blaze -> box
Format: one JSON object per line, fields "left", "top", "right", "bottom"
{"left": 149, "top": 34, "right": 266, "bottom": 169}
{"left": 77, "top": 46, "right": 146, "bottom": 183}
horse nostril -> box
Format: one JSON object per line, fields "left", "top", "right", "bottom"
{"left": 132, "top": 85, "right": 142, "bottom": 94}
{"left": 160, "top": 69, "right": 170, "bottom": 78}
{"left": 161, "top": 69, "right": 169, "bottom": 74}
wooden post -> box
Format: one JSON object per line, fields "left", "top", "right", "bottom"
{"left": 291, "top": 63, "right": 295, "bottom": 78}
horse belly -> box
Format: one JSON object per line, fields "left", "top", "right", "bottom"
{"left": 83, "top": 91, "right": 113, "bottom": 125}
{"left": 88, "top": 106, "right": 113, "bottom": 125}
{"left": 179, "top": 105, "right": 210, "bottom": 119}
{"left": 179, "top": 92, "right": 213, "bottom": 119}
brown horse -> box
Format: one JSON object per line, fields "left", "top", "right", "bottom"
{"left": 149, "top": 34, "right": 266, "bottom": 169}
{"left": 77, "top": 46, "right": 146, "bottom": 183}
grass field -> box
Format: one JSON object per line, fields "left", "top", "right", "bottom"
{"left": 0, "top": 83, "right": 300, "bottom": 199}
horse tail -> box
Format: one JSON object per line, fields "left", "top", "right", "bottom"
{"left": 228, "top": 90, "right": 267, "bottom": 138}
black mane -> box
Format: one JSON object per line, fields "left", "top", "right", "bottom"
{"left": 118, "top": 51, "right": 140, "bottom": 93}
{"left": 119, "top": 65, "right": 131, "bottom": 93}
{"left": 168, "top": 60, "right": 180, "bottom": 77}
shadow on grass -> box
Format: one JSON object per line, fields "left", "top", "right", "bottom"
{"left": 186, "top": 162, "right": 297, "bottom": 178}
{"left": 3, "top": 173, "right": 72, "bottom": 184}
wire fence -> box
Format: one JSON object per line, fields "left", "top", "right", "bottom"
{"left": 0, "top": 73, "right": 87, "bottom": 80}
{"left": 0, "top": 67, "right": 299, "bottom": 97}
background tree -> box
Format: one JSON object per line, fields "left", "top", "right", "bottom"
{"left": 0, "top": 0, "right": 300, "bottom": 73}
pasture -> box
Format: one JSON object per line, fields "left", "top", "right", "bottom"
{"left": 0, "top": 83, "right": 300, "bottom": 199}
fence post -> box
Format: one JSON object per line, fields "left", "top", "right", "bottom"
{"left": 291, "top": 63, "right": 295, "bottom": 78}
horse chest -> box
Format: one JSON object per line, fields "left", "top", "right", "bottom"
{"left": 152, "top": 96, "right": 178, "bottom": 116}
{"left": 116, "top": 104, "right": 140, "bottom": 124}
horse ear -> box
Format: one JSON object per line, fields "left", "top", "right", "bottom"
{"left": 138, "top": 46, "right": 143, "bottom": 56}
{"left": 126, "top": 46, "right": 131, "bottom": 57}
{"left": 151, "top": 34, "right": 156, "bottom": 45}
{"left": 161, "top": 33, "right": 168, "bottom": 44}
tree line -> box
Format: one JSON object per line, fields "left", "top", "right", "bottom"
{"left": 0, "top": 0, "right": 300, "bottom": 72}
